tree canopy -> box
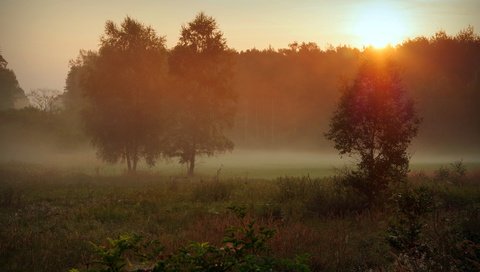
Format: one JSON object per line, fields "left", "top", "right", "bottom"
{"left": 326, "top": 56, "right": 421, "bottom": 202}
{"left": 167, "top": 12, "right": 236, "bottom": 176}
{"left": 76, "top": 17, "right": 169, "bottom": 172}
{"left": 58, "top": 22, "right": 479, "bottom": 174}
{"left": 0, "top": 54, "right": 29, "bottom": 110}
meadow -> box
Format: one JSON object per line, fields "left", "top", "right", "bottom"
{"left": 1, "top": 2, "right": 479, "bottom": 271}
{"left": 1, "top": 158, "right": 479, "bottom": 271}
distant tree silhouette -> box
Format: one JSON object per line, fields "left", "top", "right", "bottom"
{"left": 29, "top": 88, "right": 62, "bottom": 112}
{"left": 0, "top": 54, "right": 6, "bottom": 68}
{"left": 0, "top": 54, "right": 29, "bottom": 110}
{"left": 168, "top": 12, "right": 235, "bottom": 176}
{"left": 326, "top": 57, "right": 421, "bottom": 204}
{"left": 57, "top": 50, "right": 98, "bottom": 143}
{"left": 77, "top": 17, "right": 168, "bottom": 173}
{"left": 63, "top": 50, "right": 97, "bottom": 116}
{"left": 397, "top": 26, "right": 480, "bottom": 153}
{"left": 56, "top": 24, "right": 480, "bottom": 169}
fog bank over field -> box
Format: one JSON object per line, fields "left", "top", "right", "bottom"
{"left": 1, "top": 26, "right": 480, "bottom": 177}
{"left": 1, "top": 142, "right": 479, "bottom": 178}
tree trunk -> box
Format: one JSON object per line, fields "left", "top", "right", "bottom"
{"left": 187, "top": 152, "right": 196, "bottom": 177}
{"left": 270, "top": 97, "right": 274, "bottom": 145}
{"left": 132, "top": 156, "right": 138, "bottom": 173}
{"left": 126, "top": 151, "right": 132, "bottom": 173}
{"left": 368, "top": 125, "right": 376, "bottom": 180}
{"left": 366, "top": 128, "right": 377, "bottom": 206}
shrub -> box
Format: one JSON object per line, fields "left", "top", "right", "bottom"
{"left": 386, "top": 185, "right": 433, "bottom": 251}
{"left": 72, "top": 206, "right": 311, "bottom": 272}
{"left": 387, "top": 184, "right": 480, "bottom": 271}
{"left": 331, "top": 168, "right": 392, "bottom": 208}
{"left": 94, "top": 234, "right": 161, "bottom": 272}
{"left": 433, "top": 160, "right": 467, "bottom": 185}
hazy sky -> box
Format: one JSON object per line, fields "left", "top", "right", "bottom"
{"left": 1, "top": 0, "right": 479, "bottom": 93}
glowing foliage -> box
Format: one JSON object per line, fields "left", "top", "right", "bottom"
{"left": 79, "top": 17, "right": 168, "bottom": 172}
{"left": 167, "top": 13, "right": 235, "bottom": 176}
{"left": 326, "top": 57, "right": 421, "bottom": 203}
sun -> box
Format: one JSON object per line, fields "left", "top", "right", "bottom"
{"left": 353, "top": 3, "right": 408, "bottom": 48}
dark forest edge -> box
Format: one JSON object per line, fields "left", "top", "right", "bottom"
{"left": 1, "top": 12, "right": 480, "bottom": 272}
{"left": 1, "top": 15, "right": 480, "bottom": 175}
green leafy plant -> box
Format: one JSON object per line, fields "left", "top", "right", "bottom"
{"left": 69, "top": 233, "right": 162, "bottom": 272}
{"left": 387, "top": 186, "right": 433, "bottom": 251}
{"left": 72, "top": 206, "right": 310, "bottom": 272}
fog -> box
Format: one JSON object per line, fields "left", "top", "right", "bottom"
{"left": 1, "top": 136, "right": 479, "bottom": 179}
{"left": 2, "top": 28, "right": 480, "bottom": 178}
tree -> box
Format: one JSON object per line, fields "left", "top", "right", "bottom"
{"left": 326, "top": 56, "right": 421, "bottom": 204}
{"left": 28, "top": 88, "right": 62, "bottom": 112}
{"left": 63, "top": 50, "right": 97, "bottom": 116}
{"left": 0, "top": 54, "right": 29, "bottom": 110}
{"left": 168, "top": 12, "right": 236, "bottom": 176}
{"left": 0, "top": 54, "right": 6, "bottom": 68}
{"left": 75, "top": 17, "right": 168, "bottom": 173}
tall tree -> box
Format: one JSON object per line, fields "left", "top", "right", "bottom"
{"left": 0, "top": 54, "right": 29, "bottom": 110}
{"left": 76, "top": 17, "right": 168, "bottom": 173}
{"left": 63, "top": 50, "right": 97, "bottom": 116}
{"left": 168, "top": 12, "right": 236, "bottom": 176}
{"left": 326, "top": 56, "right": 421, "bottom": 204}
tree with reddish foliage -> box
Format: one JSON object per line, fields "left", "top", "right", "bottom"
{"left": 326, "top": 57, "right": 421, "bottom": 204}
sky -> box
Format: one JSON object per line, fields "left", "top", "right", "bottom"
{"left": 0, "top": 0, "right": 479, "bottom": 93}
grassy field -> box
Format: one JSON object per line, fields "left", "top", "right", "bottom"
{"left": 1, "top": 160, "right": 479, "bottom": 271}
{"left": 3, "top": 149, "right": 480, "bottom": 178}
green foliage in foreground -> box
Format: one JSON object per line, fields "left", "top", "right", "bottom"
{"left": 386, "top": 184, "right": 480, "bottom": 271}
{"left": 1, "top": 162, "right": 480, "bottom": 271}
{"left": 71, "top": 206, "right": 310, "bottom": 272}
{"left": 387, "top": 186, "right": 433, "bottom": 251}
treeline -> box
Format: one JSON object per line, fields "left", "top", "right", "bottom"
{"left": 0, "top": 55, "right": 29, "bottom": 110}
{"left": 66, "top": 23, "right": 480, "bottom": 153}
{"left": 230, "top": 27, "right": 480, "bottom": 152}
{"left": 1, "top": 15, "right": 479, "bottom": 171}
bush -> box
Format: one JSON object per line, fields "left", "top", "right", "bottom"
{"left": 70, "top": 234, "right": 162, "bottom": 272}
{"left": 72, "top": 206, "right": 311, "bottom": 272}
{"left": 433, "top": 160, "right": 467, "bottom": 185}
{"left": 386, "top": 185, "right": 433, "bottom": 251}
{"left": 387, "top": 183, "right": 480, "bottom": 271}
{"left": 436, "top": 186, "right": 480, "bottom": 210}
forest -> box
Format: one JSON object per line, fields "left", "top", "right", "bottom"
{"left": 2, "top": 21, "right": 480, "bottom": 165}
{"left": 1, "top": 11, "right": 480, "bottom": 272}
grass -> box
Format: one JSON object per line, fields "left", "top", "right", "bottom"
{"left": 0, "top": 162, "right": 479, "bottom": 271}
{"left": 6, "top": 149, "right": 479, "bottom": 179}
